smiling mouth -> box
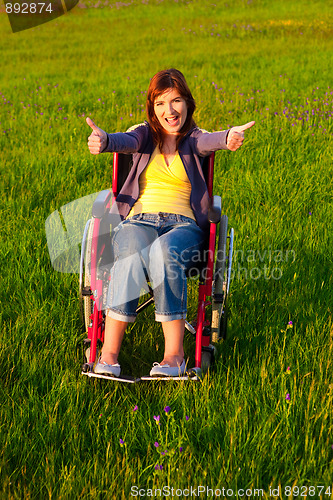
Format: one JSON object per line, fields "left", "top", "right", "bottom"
{"left": 165, "top": 116, "right": 179, "bottom": 125}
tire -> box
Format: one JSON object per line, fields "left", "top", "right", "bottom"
{"left": 201, "top": 350, "right": 212, "bottom": 372}
{"left": 221, "top": 227, "right": 234, "bottom": 339}
{"left": 80, "top": 213, "right": 112, "bottom": 335}
{"left": 82, "top": 219, "right": 95, "bottom": 332}
{"left": 211, "top": 215, "right": 228, "bottom": 342}
{"left": 84, "top": 345, "right": 100, "bottom": 364}
{"left": 219, "top": 296, "right": 228, "bottom": 340}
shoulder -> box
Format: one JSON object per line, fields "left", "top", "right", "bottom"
{"left": 180, "top": 126, "right": 206, "bottom": 146}
{"left": 186, "top": 127, "right": 211, "bottom": 145}
{"left": 104, "top": 122, "right": 152, "bottom": 154}
{"left": 125, "top": 121, "right": 154, "bottom": 153}
{"left": 126, "top": 121, "right": 150, "bottom": 134}
{"left": 187, "top": 126, "right": 208, "bottom": 137}
{"left": 125, "top": 121, "right": 152, "bottom": 147}
{"left": 180, "top": 127, "right": 210, "bottom": 156}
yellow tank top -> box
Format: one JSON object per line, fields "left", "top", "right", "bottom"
{"left": 127, "top": 146, "right": 195, "bottom": 220}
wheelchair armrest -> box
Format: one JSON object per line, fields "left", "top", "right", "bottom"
{"left": 208, "top": 195, "right": 221, "bottom": 224}
{"left": 92, "top": 189, "right": 112, "bottom": 218}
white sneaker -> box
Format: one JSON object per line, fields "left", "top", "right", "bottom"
{"left": 149, "top": 359, "right": 186, "bottom": 377}
{"left": 94, "top": 358, "right": 121, "bottom": 377}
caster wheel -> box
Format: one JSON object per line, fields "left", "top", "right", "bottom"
{"left": 83, "top": 340, "right": 101, "bottom": 364}
{"left": 81, "top": 363, "right": 92, "bottom": 373}
{"left": 201, "top": 350, "right": 213, "bottom": 372}
{"left": 188, "top": 367, "right": 202, "bottom": 379}
{"left": 85, "top": 347, "right": 93, "bottom": 363}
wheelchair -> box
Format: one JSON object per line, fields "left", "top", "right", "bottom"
{"left": 80, "top": 151, "right": 234, "bottom": 382}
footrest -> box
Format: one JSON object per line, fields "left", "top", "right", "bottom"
{"left": 140, "top": 375, "right": 200, "bottom": 381}
{"left": 81, "top": 371, "right": 141, "bottom": 383}
{"left": 81, "top": 367, "right": 203, "bottom": 382}
{"left": 141, "top": 367, "right": 202, "bottom": 381}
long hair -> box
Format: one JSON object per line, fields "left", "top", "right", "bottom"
{"left": 146, "top": 68, "right": 196, "bottom": 150}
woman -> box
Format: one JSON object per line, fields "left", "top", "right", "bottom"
{"left": 87, "top": 68, "right": 254, "bottom": 377}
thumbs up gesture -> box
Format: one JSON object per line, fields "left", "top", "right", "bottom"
{"left": 227, "top": 121, "right": 255, "bottom": 151}
{"left": 86, "top": 117, "right": 108, "bottom": 155}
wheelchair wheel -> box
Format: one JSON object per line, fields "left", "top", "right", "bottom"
{"left": 211, "top": 215, "right": 228, "bottom": 342}
{"left": 81, "top": 218, "right": 94, "bottom": 332}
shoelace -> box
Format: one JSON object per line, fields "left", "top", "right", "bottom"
{"left": 99, "top": 359, "right": 120, "bottom": 368}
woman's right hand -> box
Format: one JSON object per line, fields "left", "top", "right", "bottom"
{"left": 86, "top": 117, "right": 108, "bottom": 154}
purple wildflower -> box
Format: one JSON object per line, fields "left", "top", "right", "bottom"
{"left": 133, "top": 405, "right": 138, "bottom": 411}
{"left": 164, "top": 406, "right": 171, "bottom": 414}
{"left": 154, "top": 442, "right": 159, "bottom": 448}
{"left": 185, "top": 415, "right": 189, "bottom": 421}
{"left": 155, "top": 464, "right": 163, "bottom": 470}
{"left": 153, "top": 415, "right": 160, "bottom": 425}
{"left": 285, "top": 394, "right": 291, "bottom": 401}
{"left": 119, "top": 438, "right": 124, "bottom": 445}
{"left": 179, "top": 447, "right": 183, "bottom": 452}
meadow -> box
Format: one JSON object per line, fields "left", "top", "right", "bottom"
{"left": 1, "top": 0, "right": 333, "bottom": 497}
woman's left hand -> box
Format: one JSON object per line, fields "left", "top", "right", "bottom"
{"left": 227, "top": 121, "right": 255, "bottom": 151}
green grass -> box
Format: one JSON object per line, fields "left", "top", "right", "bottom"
{"left": 1, "top": 0, "right": 333, "bottom": 498}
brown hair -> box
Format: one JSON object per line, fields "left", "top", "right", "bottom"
{"left": 146, "top": 68, "right": 196, "bottom": 150}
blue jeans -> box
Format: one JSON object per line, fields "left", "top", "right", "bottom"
{"left": 106, "top": 213, "right": 207, "bottom": 322}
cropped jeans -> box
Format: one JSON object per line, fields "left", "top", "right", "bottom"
{"left": 106, "top": 213, "right": 206, "bottom": 322}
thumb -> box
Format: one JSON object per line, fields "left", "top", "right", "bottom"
{"left": 237, "top": 121, "right": 255, "bottom": 132}
{"left": 86, "top": 116, "right": 102, "bottom": 133}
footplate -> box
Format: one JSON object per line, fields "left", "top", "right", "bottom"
{"left": 81, "top": 371, "right": 141, "bottom": 383}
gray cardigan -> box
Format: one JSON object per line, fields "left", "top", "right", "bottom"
{"left": 103, "top": 122, "right": 229, "bottom": 232}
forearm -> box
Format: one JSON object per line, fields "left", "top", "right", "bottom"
{"left": 102, "top": 132, "right": 140, "bottom": 154}
{"left": 196, "top": 130, "right": 230, "bottom": 156}
{"left": 102, "top": 123, "right": 149, "bottom": 154}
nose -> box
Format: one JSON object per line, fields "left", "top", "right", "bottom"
{"left": 166, "top": 101, "right": 175, "bottom": 115}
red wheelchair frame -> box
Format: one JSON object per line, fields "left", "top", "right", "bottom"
{"left": 80, "top": 151, "right": 233, "bottom": 380}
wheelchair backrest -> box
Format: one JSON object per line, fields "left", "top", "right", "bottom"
{"left": 112, "top": 152, "right": 215, "bottom": 199}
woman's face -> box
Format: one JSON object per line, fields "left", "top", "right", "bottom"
{"left": 154, "top": 88, "right": 188, "bottom": 135}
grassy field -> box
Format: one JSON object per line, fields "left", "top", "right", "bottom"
{"left": 1, "top": 0, "right": 333, "bottom": 498}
